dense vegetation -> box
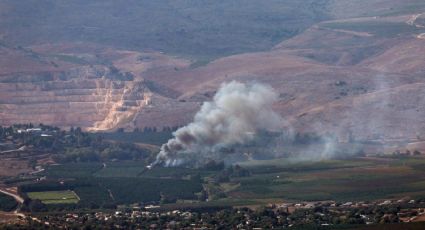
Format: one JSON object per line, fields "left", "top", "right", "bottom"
{"left": 18, "top": 177, "right": 202, "bottom": 209}
{"left": 0, "top": 193, "right": 18, "bottom": 212}
{"left": 0, "top": 124, "right": 156, "bottom": 164}
{"left": 18, "top": 180, "right": 112, "bottom": 209}
{"left": 98, "top": 130, "right": 173, "bottom": 146}
{"left": 17, "top": 161, "right": 206, "bottom": 209}
{"left": 98, "top": 177, "right": 202, "bottom": 204}
{"left": 43, "top": 163, "right": 103, "bottom": 178}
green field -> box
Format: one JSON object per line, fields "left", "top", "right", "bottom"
{"left": 96, "top": 177, "right": 202, "bottom": 204}
{"left": 94, "top": 162, "right": 147, "bottom": 178}
{"left": 27, "top": 190, "right": 80, "bottom": 204}
{"left": 43, "top": 163, "right": 103, "bottom": 178}
{"left": 28, "top": 156, "right": 425, "bottom": 209}
{"left": 98, "top": 132, "right": 173, "bottom": 146}
{"left": 94, "top": 161, "right": 213, "bottom": 178}
{"left": 26, "top": 162, "right": 204, "bottom": 206}
{"left": 227, "top": 156, "right": 425, "bottom": 202}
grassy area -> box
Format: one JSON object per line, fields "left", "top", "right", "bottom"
{"left": 27, "top": 190, "right": 79, "bottom": 204}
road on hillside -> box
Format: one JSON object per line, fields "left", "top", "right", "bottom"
{"left": 0, "top": 188, "right": 24, "bottom": 203}
{"left": 0, "top": 187, "right": 26, "bottom": 219}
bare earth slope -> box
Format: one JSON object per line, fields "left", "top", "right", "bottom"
{"left": 139, "top": 9, "right": 425, "bottom": 145}
{"left": 0, "top": 43, "right": 193, "bottom": 130}
{"left": 0, "top": 1, "right": 424, "bottom": 147}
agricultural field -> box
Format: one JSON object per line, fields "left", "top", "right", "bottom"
{"left": 27, "top": 190, "right": 79, "bottom": 204}
{"left": 94, "top": 161, "right": 148, "bottom": 178}
{"left": 94, "top": 161, "right": 214, "bottom": 178}
{"left": 27, "top": 161, "right": 204, "bottom": 207}
{"left": 226, "top": 156, "right": 425, "bottom": 202}
{"left": 96, "top": 177, "right": 202, "bottom": 204}
{"left": 23, "top": 155, "right": 425, "bottom": 210}
{"left": 98, "top": 131, "right": 173, "bottom": 146}
{"left": 42, "top": 163, "right": 104, "bottom": 178}
{"left": 73, "top": 186, "right": 112, "bottom": 207}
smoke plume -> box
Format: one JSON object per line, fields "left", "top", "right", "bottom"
{"left": 154, "top": 81, "right": 283, "bottom": 166}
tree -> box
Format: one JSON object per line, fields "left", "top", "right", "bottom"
{"left": 28, "top": 199, "right": 47, "bottom": 212}
{"left": 203, "top": 160, "right": 225, "bottom": 171}
{"left": 28, "top": 158, "right": 37, "bottom": 169}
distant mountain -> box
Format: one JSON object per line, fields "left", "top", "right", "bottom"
{"left": 0, "top": 0, "right": 329, "bottom": 59}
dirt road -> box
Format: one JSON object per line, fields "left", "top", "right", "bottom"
{"left": 0, "top": 187, "right": 26, "bottom": 221}
{"left": 0, "top": 187, "right": 24, "bottom": 203}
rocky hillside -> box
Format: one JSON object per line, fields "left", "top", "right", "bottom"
{"left": 0, "top": 43, "right": 195, "bottom": 130}
{"left": 0, "top": 0, "right": 424, "bottom": 148}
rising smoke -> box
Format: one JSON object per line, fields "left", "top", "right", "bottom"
{"left": 154, "top": 81, "right": 283, "bottom": 166}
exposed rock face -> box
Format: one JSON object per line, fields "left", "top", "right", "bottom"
{"left": 0, "top": 65, "right": 150, "bottom": 130}
{"left": 0, "top": 38, "right": 207, "bottom": 132}
{"left": 0, "top": 42, "right": 195, "bottom": 131}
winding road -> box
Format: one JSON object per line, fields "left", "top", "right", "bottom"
{"left": 0, "top": 188, "right": 24, "bottom": 204}
{"left": 0, "top": 187, "right": 25, "bottom": 219}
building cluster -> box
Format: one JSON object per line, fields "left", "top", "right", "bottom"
{"left": 18, "top": 198, "right": 425, "bottom": 229}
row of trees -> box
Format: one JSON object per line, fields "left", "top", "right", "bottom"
{"left": 1, "top": 124, "right": 156, "bottom": 164}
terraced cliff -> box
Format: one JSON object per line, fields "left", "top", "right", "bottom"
{"left": 0, "top": 42, "right": 196, "bottom": 131}
{"left": 0, "top": 65, "right": 147, "bottom": 129}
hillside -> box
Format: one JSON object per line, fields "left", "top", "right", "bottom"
{"left": 0, "top": 0, "right": 424, "bottom": 150}
{"left": 0, "top": 0, "right": 328, "bottom": 60}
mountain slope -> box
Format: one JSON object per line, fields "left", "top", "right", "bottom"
{"left": 0, "top": 1, "right": 424, "bottom": 147}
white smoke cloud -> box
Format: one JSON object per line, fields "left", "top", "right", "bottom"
{"left": 154, "top": 81, "right": 283, "bottom": 166}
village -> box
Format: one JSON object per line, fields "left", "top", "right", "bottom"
{"left": 2, "top": 124, "right": 425, "bottom": 229}
{"left": 11, "top": 198, "right": 425, "bottom": 229}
